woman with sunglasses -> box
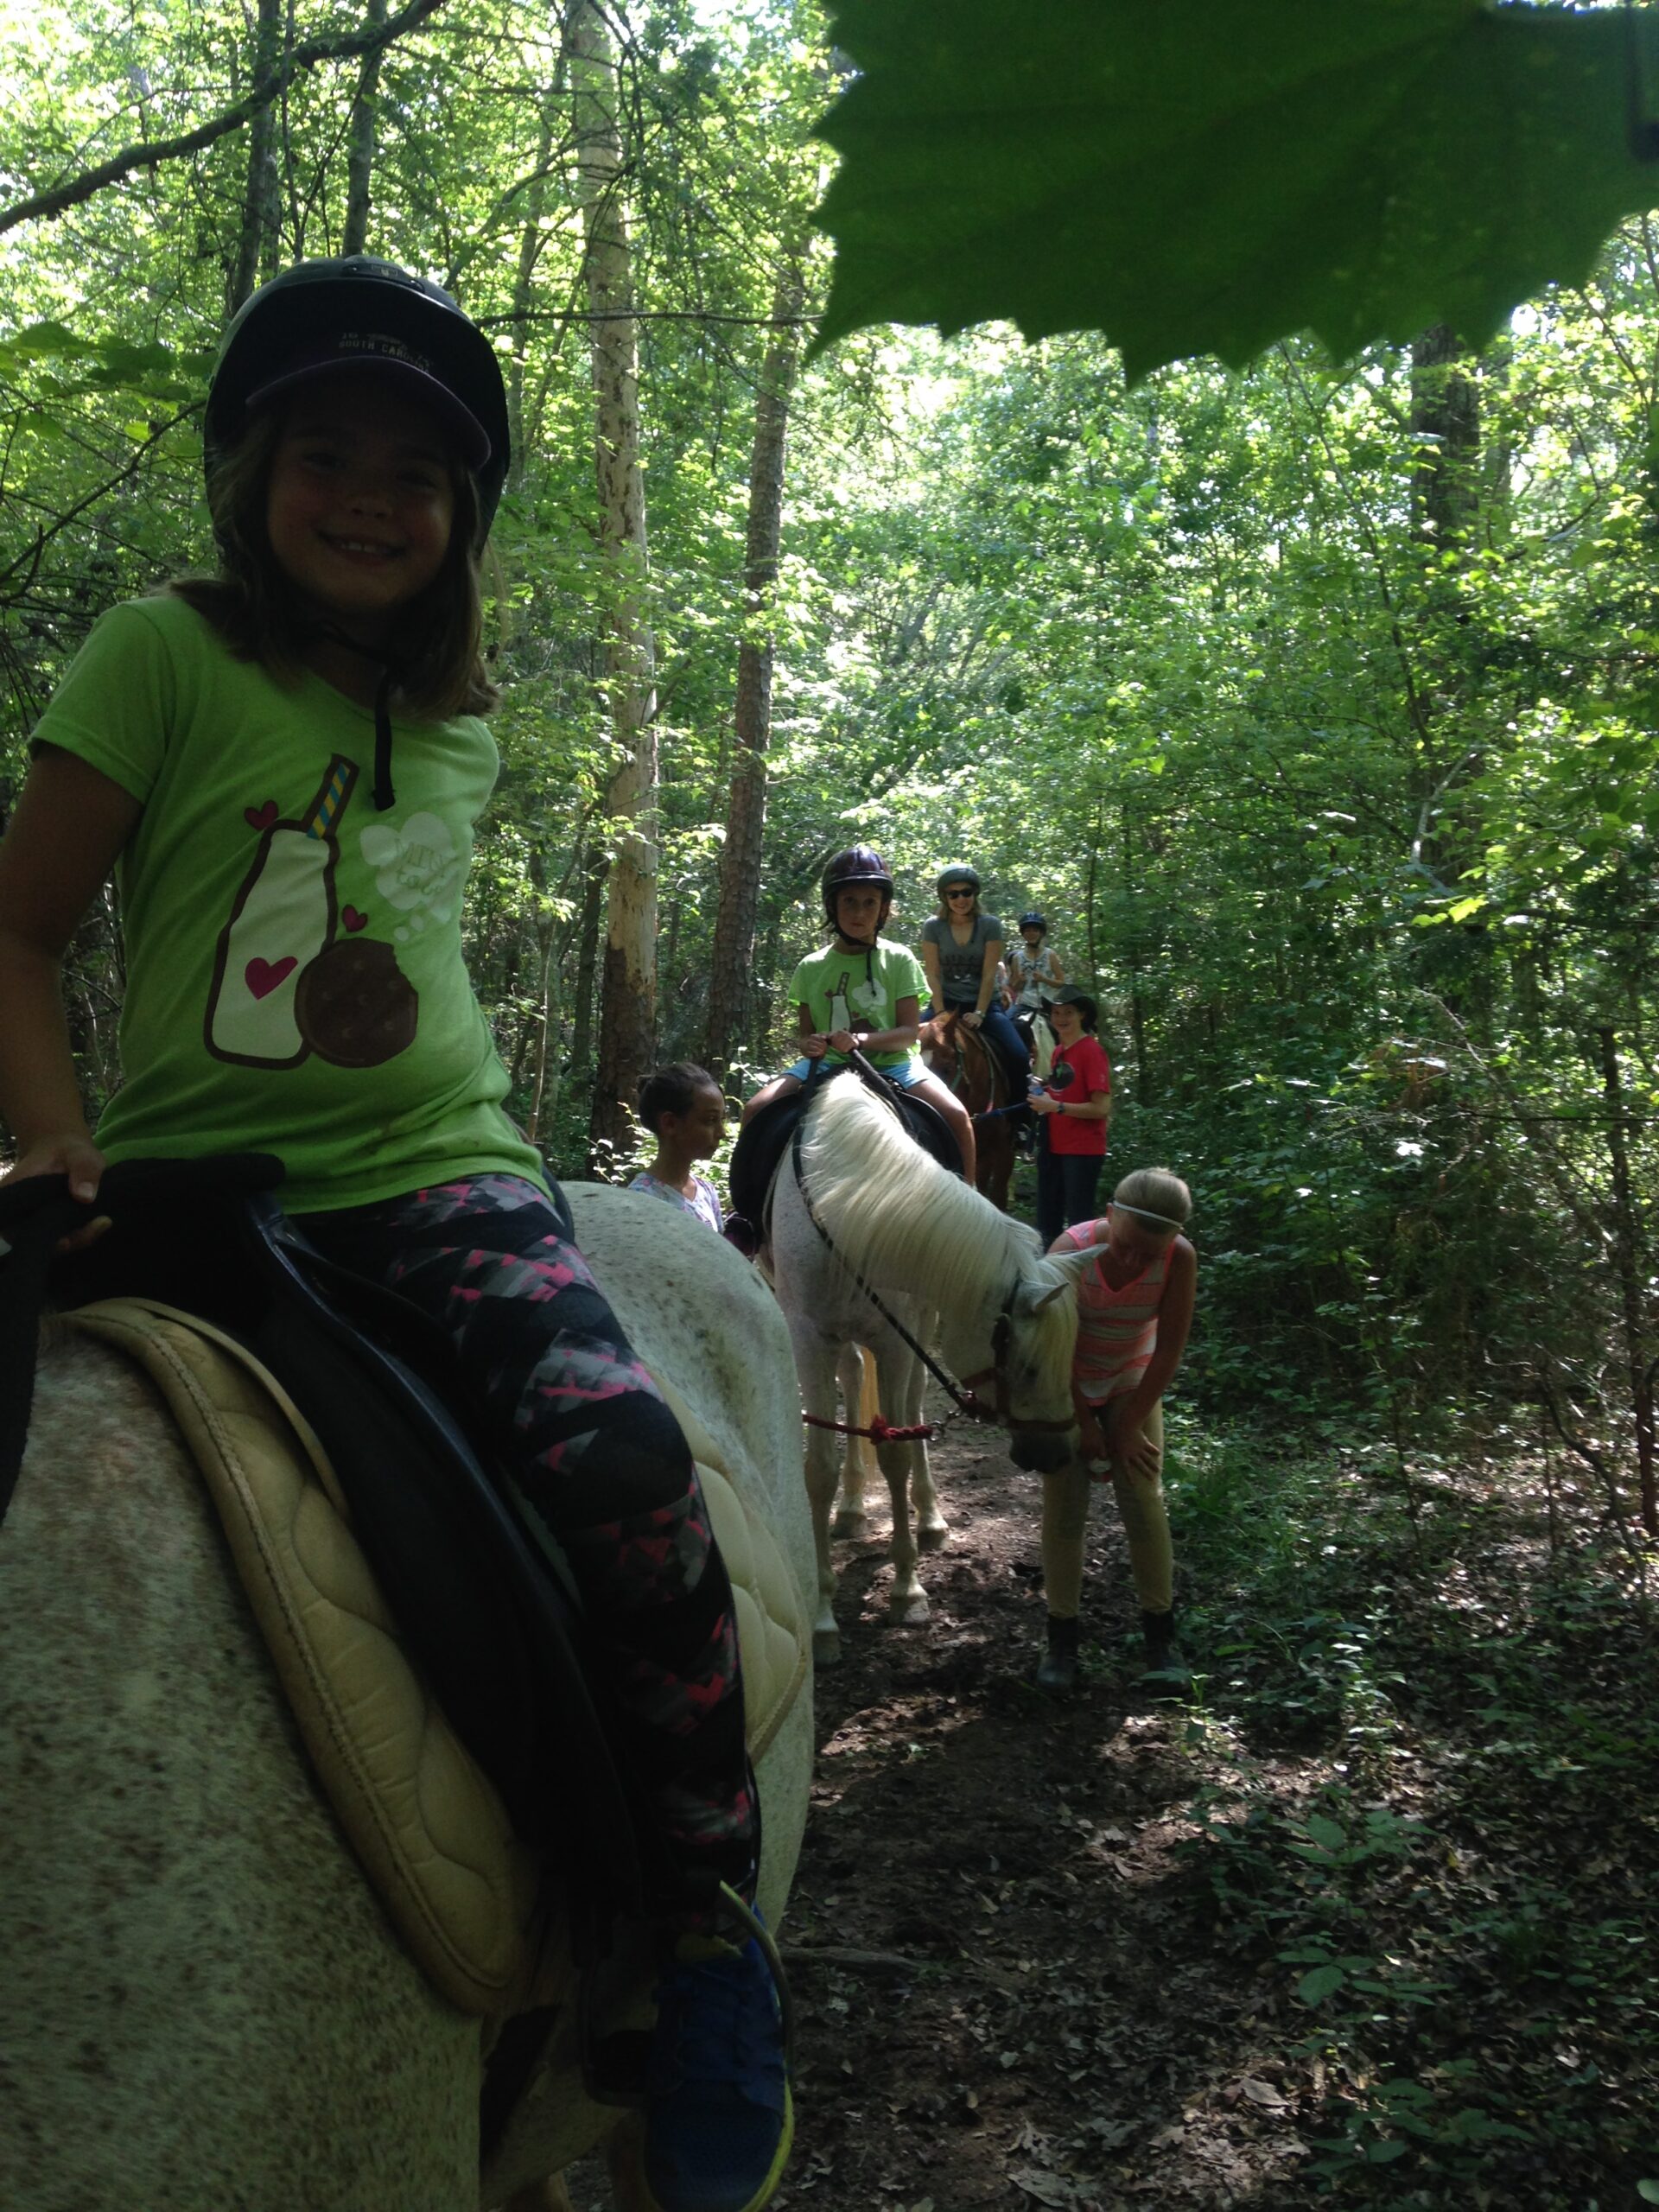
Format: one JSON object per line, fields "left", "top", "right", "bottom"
{"left": 918, "top": 865, "right": 1030, "bottom": 1100}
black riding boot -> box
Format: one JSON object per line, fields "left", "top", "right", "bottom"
{"left": 1035, "top": 1613, "right": 1080, "bottom": 1692}
{"left": 1140, "top": 1607, "right": 1192, "bottom": 1694}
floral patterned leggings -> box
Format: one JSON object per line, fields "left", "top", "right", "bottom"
{"left": 297, "top": 1173, "right": 754, "bottom": 1891}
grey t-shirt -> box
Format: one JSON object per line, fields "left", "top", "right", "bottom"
{"left": 921, "top": 911, "right": 1003, "bottom": 1007}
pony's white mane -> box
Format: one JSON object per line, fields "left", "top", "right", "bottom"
{"left": 798, "top": 1075, "right": 1043, "bottom": 1308}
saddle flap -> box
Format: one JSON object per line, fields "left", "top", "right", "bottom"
{"left": 51, "top": 1300, "right": 814, "bottom": 2025}
{"left": 60, "top": 1297, "right": 547, "bottom": 2019}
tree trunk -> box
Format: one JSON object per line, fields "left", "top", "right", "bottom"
{"left": 1596, "top": 1027, "right": 1656, "bottom": 1535}
{"left": 704, "top": 250, "right": 810, "bottom": 1087}
{"left": 1409, "top": 324, "right": 1480, "bottom": 555}
{"left": 569, "top": 836, "right": 607, "bottom": 1081}
{"left": 230, "top": 0, "right": 286, "bottom": 311}
{"left": 340, "top": 0, "right": 389, "bottom": 257}
{"left": 567, "top": 0, "right": 658, "bottom": 1174}
{"left": 505, "top": 105, "right": 556, "bottom": 484}
{"left": 1120, "top": 798, "right": 1148, "bottom": 1106}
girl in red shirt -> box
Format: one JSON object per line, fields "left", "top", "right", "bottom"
{"left": 1030, "top": 984, "right": 1111, "bottom": 1248}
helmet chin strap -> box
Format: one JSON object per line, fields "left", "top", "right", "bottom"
{"left": 312, "top": 625, "right": 399, "bottom": 810}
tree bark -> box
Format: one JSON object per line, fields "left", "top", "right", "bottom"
{"left": 1410, "top": 323, "right": 1480, "bottom": 556}
{"left": 568, "top": 0, "right": 658, "bottom": 1173}
{"left": 569, "top": 839, "right": 607, "bottom": 1083}
{"left": 505, "top": 106, "right": 556, "bottom": 486}
{"left": 704, "top": 249, "right": 810, "bottom": 1086}
{"left": 1596, "top": 1027, "right": 1656, "bottom": 1535}
{"left": 231, "top": 0, "right": 286, "bottom": 311}
{"left": 340, "top": 0, "right": 389, "bottom": 257}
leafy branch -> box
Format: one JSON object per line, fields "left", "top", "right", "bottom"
{"left": 0, "top": 0, "right": 453, "bottom": 237}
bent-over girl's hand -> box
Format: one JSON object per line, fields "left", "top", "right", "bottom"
{"left": 3, "top": 1134, "right": 111, "bottom": 1250}
{"left": 1108, "top": 1402, "right": 1160, "bottom": 1482}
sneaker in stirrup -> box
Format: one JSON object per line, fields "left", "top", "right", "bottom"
{"left": 643, "top": 1894, "right": 793, "bottom": 2212}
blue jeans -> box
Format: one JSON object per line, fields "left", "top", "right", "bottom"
{"left": 1036, "top": 1142, "right": 1103, "bottom": 1251}
{"left": 925, "top": 1002, "right": 1029, "bottom": 1089}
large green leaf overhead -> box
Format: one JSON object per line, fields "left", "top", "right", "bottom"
{"left": 812, "top": 0, "right": 1659, "bottom": 373}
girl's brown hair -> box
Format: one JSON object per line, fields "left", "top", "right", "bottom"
{"left": 167, "top": 399, "right": 497, "bottom": 719}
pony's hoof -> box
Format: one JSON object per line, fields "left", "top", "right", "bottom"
{"left": 917, "top": 1521, "right": 949, "bottom": 1554}
{"left": 888, "top": 1590, "right": 930, "bottom": 1628}
{"left": 831, "top": 1508, "right": 868, "bottom": 1541}
{"left": 813, "top": 1628, "right": 842, "bottom": 1668}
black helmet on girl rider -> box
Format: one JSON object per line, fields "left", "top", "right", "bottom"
{"left": 821, "top": 844, "right": 893, "bottom": 926}
{"left": 1019, "top": 910, "right": 1047, "bottom": 932}
{"left": 936, "top": 863, "right": 981, "bottom": 897}
{"left": 205, "top": 256, "right": 512, "bottom": 539}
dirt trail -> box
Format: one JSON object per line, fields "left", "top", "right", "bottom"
{"left": 770, "top": 1408, "right": 1312, "bottom": 2212}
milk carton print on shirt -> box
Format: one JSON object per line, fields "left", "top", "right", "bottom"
{"left": 205, "top": 752, "right": 419, "bottom": 1071}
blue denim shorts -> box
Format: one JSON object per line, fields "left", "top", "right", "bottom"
{"left": 787, "top": 1055, "right": 927, "bottom": 1088}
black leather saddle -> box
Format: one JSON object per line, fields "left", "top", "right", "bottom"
{"left": 728, "top": 1060, "right": 961, "bottom": 1235}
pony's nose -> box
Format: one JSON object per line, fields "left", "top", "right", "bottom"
{"left": 1010, "top": 1429, "right": 1073, "bottom": 1474}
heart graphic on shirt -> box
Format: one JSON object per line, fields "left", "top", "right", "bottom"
{"left": 341, "top": 905, "right": 367, "bottom": 933}
{"left": 245, "top": 956, "right": 298, "bottom": 1000}
{"left": 245, "top": 801, "right": 278, "bottom": 831}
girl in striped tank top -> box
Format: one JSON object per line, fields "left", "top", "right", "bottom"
{"left": 1036, "top": 1167, "right": 1197, "bottom": 1694}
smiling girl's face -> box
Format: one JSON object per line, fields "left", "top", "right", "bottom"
{"left": 264, "top": 375, "right": 456, "bottom": 637}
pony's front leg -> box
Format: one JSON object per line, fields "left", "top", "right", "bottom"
{"left": 831, "top": 1343, "right": 874, "bottom": 1540}
{"left": 875, "top": 1344, "right": 928, "bottom": 1626}
{"left": 909, "top": 1312, "right": 949, "bottom": 1555}
{"left": 794, "top": 1331, "right": 848, "bottom": 1666}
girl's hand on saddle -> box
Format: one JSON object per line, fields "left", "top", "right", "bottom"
{"left": 4, "top": 1133, "right": 112, "bottom": 1250}
{"left": 825, "top": 1027, "right": 857, "bottom": 1053}
{"left": 963, "top": 1009, "right": 983, "bottom": 1029}
{"left": 802, "top": 1033, "right": 830, "bottom": 1061}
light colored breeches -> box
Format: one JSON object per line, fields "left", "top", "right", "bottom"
{"left": 1040, "top": 1401, "right": 1173, "bottom": 1617}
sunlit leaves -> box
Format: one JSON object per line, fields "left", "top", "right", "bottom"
{"left": 813, "top": 0, "right": 1659, "bottom": 376}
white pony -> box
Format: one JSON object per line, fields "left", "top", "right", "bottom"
{"left": 770, "top": 1074, "right": 1096, "bottom": 1663}
{"left": 0, "top": 1186, "right": 814, "bottom": 2212}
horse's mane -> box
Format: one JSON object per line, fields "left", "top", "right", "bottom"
{"left": 798, "top": 1075, "right": 1043, "bottom": 1306}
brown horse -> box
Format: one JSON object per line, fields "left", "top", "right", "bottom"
{"left": 919, "top": 1009, "right": 1016, "bottom": 1213}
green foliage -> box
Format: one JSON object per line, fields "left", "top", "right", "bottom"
{"left": 814, "top": 0, "right": 1659, "bottom": 375}
{"left": 1167, "top": 1421, "right": 1659, "bottom": 2198}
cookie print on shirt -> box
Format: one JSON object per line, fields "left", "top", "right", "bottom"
{"left": 204, "top": 752, "right": 419, "bottom": 1070}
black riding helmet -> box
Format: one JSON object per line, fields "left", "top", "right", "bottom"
{"left": 1048, "top": 983, "right": 1098, "bottom": 1030}
{"left": 937, "top": 863, "right": 981, "bottom": 897}
{"left": 205, "top": 257, "right": 511, "bottom": 543}
{"left": 822, "top": 845, "right": 893, "bottom": 930}
{"left": 1018, "top": 910, "right": 1047, "bottom": 931}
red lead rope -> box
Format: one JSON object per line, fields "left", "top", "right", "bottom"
{"left": 801, "top": 1411, "right": 939, "bottom": 1443}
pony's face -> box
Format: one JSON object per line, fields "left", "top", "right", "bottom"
{"left": 938, "top": 1254, "right": 1084, "bottom": 1471}
{"left": 1001, "top": 1265, "right": 1084, "bottom": 1469}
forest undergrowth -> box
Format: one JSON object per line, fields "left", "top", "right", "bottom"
{"left": 692, "top": 1400, "right": 1659, "bottom": 2212}
{"left": 1166, "top": 1415, "right": 1659, "bottom": 2201}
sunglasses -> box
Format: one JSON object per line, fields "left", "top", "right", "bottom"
{"left": 945, "top": 888, "right": 976, "bottom": 899}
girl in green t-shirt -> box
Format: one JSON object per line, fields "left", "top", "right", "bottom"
{"left": 740, "top": 845, "right": 976, "bottom": 1180}
{"left": 0, "top": 257, "right": 789, "bottom": 2212}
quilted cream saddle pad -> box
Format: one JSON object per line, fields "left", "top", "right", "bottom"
{"left": 57, "top": 1297, "right": 810, "bottom": 2022}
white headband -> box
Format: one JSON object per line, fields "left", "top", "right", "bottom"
{"left": 1112, "top": 1201, "right": 1186, "bottom": 1231}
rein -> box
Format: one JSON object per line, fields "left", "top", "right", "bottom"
{"left": 789, "top": 1052, "right": 1072, "bottom": 1440}
{"left": 790, "top": 1056, "right": 996, "bottom": 1428}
